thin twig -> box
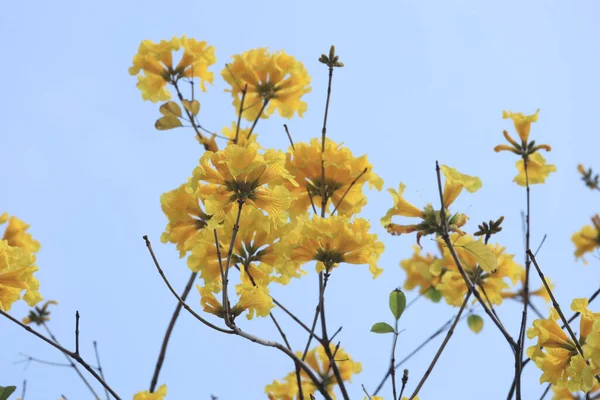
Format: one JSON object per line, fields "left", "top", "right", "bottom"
{"left": 538, "top": 383, "right": 551, "bottom": 400}
{"left": 43, "top": 322, "right": 100, "bottom": 399}
{"left": 234, "top": 84, "right": 248, "bottom": 144}
{"left": 0, "top": 310, "right": 120, "bottom": 399}
{"left": 14, "top": 353, "right": 76, "bottom": 368}
{"left": 271, "top": 298, "right": 324, "bottom": 344}
{"left": 142, "top": 235, "right": 234, "bottom": 334}
{"left": 173, "top": 82, "right": 204, "bottom": 143}
{"left": 390, "top": 320, "right": 400, "bottom": 400}
{"left": 283, "top": 124, "right": 295, "bottom": 150}
{"left": 149, "top": 271, "right": 198, "bottom": 392}
{"left": 247, "top": 100, "right": 269, "bottom": 139}
{"left": 270, "top": 312, "right": 304, "bottom": 400}
{"left": 75, "top": 311, "right": 80, "bottom": 356}
{"left": 516, "top": 156, "right": 532, "bottom": 400}
{"left": 94, "top": 341, "right": 110, "bottom": 400}
{"left": 331, "top": 168, "right": 368, "bottom": 215}
{"left": 21, "top": 380, "right": 26, "bottom": 400}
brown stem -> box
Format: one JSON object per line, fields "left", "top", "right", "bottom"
{"left": 0, "top": 311, "right": 120, "bottom": 399}
{"left": 149, "top": 271, "right": 198, "bottom": 392}
{"left": 269, "top": 312, "right": 304, "bottom": 400}
{"left": 173, "top": 82, "right": 204, "bottom": 143}
{"left": 234, "top": 84, "right": 248, "bottom": 144}
{"left": 331, "top": 168, "right": 368, "bottom": 216}
{"left": 247, "top": 100, "right": 269, "bottom": 139}
{"left": 272, "top": 297, "right": 324, "bottom": 344}
{"left": 93, "top": 341, "right": 110, "bottom": 400}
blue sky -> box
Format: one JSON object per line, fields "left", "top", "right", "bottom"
{"left": 2, "top": 1, "right": 600, "bottom": 399}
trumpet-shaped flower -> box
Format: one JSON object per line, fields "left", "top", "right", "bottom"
{"left": 187, "top": 143, "right": 297, "bottom": 228}
{"left": 284, "top": 138, "right": 383, "bottom": 217}
{"left": 382, "top": 166, "right": 480, "bottom": 245}
{"left": 514, "top": 152, "right": 556, "bottom": 186}
{"left": 503, "top": 109, "right": 540, "bottom": 143}
{"left": 160, "top": 183, "right": 214, "bottom": 257}
{"left": 222, "top": 48, "right": 311, "bottom": 121}
{"left": 572, "top": 215, "right": 600, "bottom": 264}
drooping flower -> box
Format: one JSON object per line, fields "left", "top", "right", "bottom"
{"left": 284, "top": 138, "right": 383, "bottom": 217}
{"left": 571, "top": 215, "right": 600, "bottom": 264}
{"left": 129, "top": 36, "right": 216, "bottom": 102}
{"left": 284, "top": 215, "right": 384, "bottom": 278}
{"left": 133, "top": 384, "right": 167, "bottom": 400}
{"left": 513, "top": 152, "right": 556, "bottom": 186}
{"left": 266, "top": 345, "right": 361, "bottom": 399}
{"left": 222, "top": 48, "right": 311, "bottom": 121}
{"left": 187, "top": 143, "right": 297, "bottom": 228}
{"left": 0, "top": 240, "right": 42, "bottom": 311}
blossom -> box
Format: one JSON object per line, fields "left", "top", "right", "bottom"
{"left": 284, "top": 215, "right": 384, "bottom": 278}
{"left": 187, "top": 143, "right": 297, "bottom": 228}
{"left": 0, "top": 240, "right": 42, "bottom": 311}
{"left": 503, "top": 109, "right": 540, "bottom": 142}
{"left": 284, "top": 138, "right": 383, "bottom": 217}
{"left": 382, "top": 166, "right": 480, "bottom": 244}
{"left": 221, "top": 121, "right": 259, "bottom": 148}
{"left": 572, "top": 215, "right": 600, "bottom": 264}
{"left": 400, "top": 245, "right": 441, "bottom": 295}
{"left": 513, "top": 152, "right": 556, "bottom": 186}
{"left": 527, "top": 299, "right": 600, "bottom": 391}
{"left": 266, "top": 345, "right": 361, "bottom": 399}
{"left": 1, "top": 214, "right": 41, "bottom": 254}
{"left": 129, "top": 36, "right": 216, "bottom": 102}
{"left": 133, "top": 384, "right": 167, "bottom": 400}
{"left": 160, "top": 183, "right": 214, "bottom": 257}
{"left": 231, "top": 276, "right": 273, "bottom": 320}
{"left": 222, "top": 48, "right": 311, "bottom": 120}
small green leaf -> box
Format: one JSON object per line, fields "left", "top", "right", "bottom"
{"left": 0, "top": 386, "right": 17, "bottom": 400}
{"left": 389, "top": 289, "right": 406, "bottom": 320}
{"left": 426, "top": 287, "right": 442, "bottom": 303}
{"left": 467, "top": 314, "right": 484, "bottom": 334}
{"left": 159, "top": 101, "right": 182, "bottom": 117}
{"left": 371, "top": 322, "right": 395, "bottom": 334}
{"left": 182, "top": 99, "right": 200, "bottom": 116}
{"left": 457, "top": 239, "right": 497, "bottom": 272}
{"left": 155, "top": 116, "right": 183, "bottom": 130}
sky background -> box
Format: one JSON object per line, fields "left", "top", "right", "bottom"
{"left": 2, "top": 1, "right": 600, "bottom": 399}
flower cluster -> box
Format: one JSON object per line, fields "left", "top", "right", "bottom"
{"left": 0, "top": 213, "right": 42, "bottom": 311}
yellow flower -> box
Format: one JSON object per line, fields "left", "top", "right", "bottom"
{"left": 572, "top": 215, "right": 600, "bottom": 264}
{"left": 285, "top": 138, "right": 383, "bottom": 217}
{"left": 400, "top": 245, "right": 441, "bottom": 295}
{"left": 129, "top": 36, "right": 216, "bottom": 102}
{"left": 437, "top": 236, "right": 522, "bottom": 307}
{"left": 513, "top": 152, "right": 556, "bottom": 186}
{"left": 0, "top": 240, "right": 42, "bottom": 311}
{"left": 133, "top": 384, "right": 167, "bottom": 400}
{"left": 160, "top": 183, "right": 213, "bottom": 257}
{"left": 266, "top": 345, "right": 361, "bottom": 399}
{"left": 551, "top": 385, "right": 579, "bottom": 400}
{"left": 232, "top": 278, "right": 273, "bottom": 320}
{"left": 382, "top": 166, "right": 480, "bottom": 244}
{"left": 503, "top": 109, "right": 540, "bottom": 142}
{"left": 527, "top": 299, "right": 600, "bottom": 392}
{"left": 440, "top": 165, "right": 482, "bottom": 208}
{"left": 222, "top": 48, "right": 311, "bottom": 121}
{"left": 1, "top": 215, "right": 41, "bottom": 254}
{"left": 198, "top": 285, "right": 226, "bottom": 318}
{"left": 187, "top": 143, "right": 297, "bottom": 228}
{"left": 286, "top": 215, "right": 384, "bottom": 278}
{"left": 221, "top": 121, "right": 259, "bottom": 148}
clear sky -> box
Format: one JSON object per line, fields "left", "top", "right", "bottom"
{"left": 2, "top": 1, "right": 600, "bottom": 399}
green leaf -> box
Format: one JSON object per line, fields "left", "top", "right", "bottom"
{"left": 467, "top": 314, "right": 484, "bottom": 334}
{"left": 159, "top": 101, "right": 182, "bottom": 117}
{"left": 457, "top": 239, "right": 497, "bottom": 272}
{"left": 426, "top": 287, "right": 442, "bottom": 303}
{"left": 0, "top": 386, "right": 16, "bottom": 400}
{"left": 371, "top": 322, "right": 395, "bottom": 334}
{"left": 182, "top": 99, "right": 200, "bottom": 116}
{"left": 155, "top": 116, "right": 183, "bottom": 130}
{"left": 389, "top": 289, "right": 406, "bottom": 321}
